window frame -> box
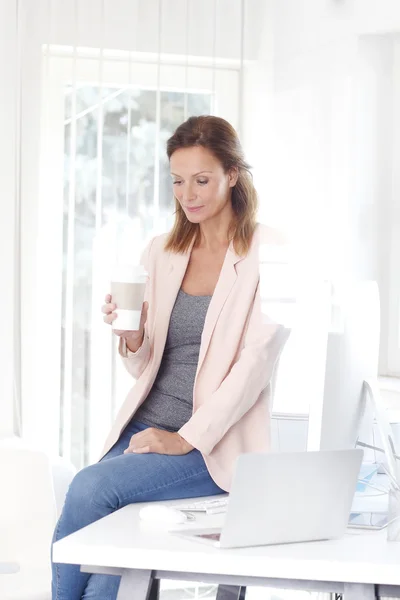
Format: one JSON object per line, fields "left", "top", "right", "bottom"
{"left": 21, "top": 46, "right": 241, "bottom": 465}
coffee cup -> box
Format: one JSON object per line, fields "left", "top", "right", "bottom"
{"left": 110, "top": 264, "right": 148, "bottom": 331}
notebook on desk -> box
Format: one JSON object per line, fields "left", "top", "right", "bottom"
{"left": 172, "top": 449, "right": 363, "bottom": 548}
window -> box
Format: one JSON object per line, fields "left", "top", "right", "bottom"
{"left": 36, "top": 46, "right": 240, "bottom": 468}
{"left": 386, "top": 38, "right": 400, "bottom": 377}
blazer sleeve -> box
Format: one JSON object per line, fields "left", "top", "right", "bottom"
{"left": 178, "top": 284, "right": 290, "bottom": 455}
{"left": 118, "top": 237, "right": 154, "bottom": 380}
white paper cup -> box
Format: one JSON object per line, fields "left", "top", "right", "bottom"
{"left": 110, "top": 264, "right": 147, "bottom": 331}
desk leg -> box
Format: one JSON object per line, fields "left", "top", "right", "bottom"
{"left": 117, "top": 568, "right": 155, "bottom": 600}
{"left": 216, "top": 585, "right": 246, "bottom": 600}
{"left": 343, "top": 583, "right": 377, "bottom": 600}
{"left": 150, "top": 578, "right": 160, "bottom": 600}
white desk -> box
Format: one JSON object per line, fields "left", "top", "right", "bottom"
{"left": 53, "top": 494, "right": 400, "bottom": 600}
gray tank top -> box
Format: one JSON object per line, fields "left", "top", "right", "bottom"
{"left": 134, "top": 289, "right": 212, "bottom": 431}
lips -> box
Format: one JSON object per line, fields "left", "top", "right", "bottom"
{"left": 186, "top": 206, "right": 203, "bottom": 213}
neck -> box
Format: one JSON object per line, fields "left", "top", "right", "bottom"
{"left": 196, "top": 207, "right": 234, "bottom": 252}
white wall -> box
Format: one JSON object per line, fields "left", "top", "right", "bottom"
{"left": 244, "top": 1, "right": 400, "bottom": 378}
{"left": 273, "top": 0, "right": 400, "bottom": 63}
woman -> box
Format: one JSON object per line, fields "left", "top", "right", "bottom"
{"left": 52, "top": 115, "right": 288, "bottom": 599}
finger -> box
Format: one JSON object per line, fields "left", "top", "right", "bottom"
{"left": 101, "top": 303, "right": 116, "bottom": 314}
{"left": 126, "top": 430, "right": 155, "bottom": 452}
{"left": 130, "top": 427, "right": 156, "bottom": 439}
{"left": 103, "top": 313, "right": 117, "bottom": 324}
{"left": 131, "top": 446, "right": 151, "bottom": 454}
{"left": 129, "top": 430, "right": 152, "bottom": 444}
{"left": 124, "top": 444, "right": 151, "bottom": 454}
{"left": 105, "top": 293, "right": 112, "bottom": 303}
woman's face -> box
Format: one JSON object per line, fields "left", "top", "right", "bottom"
{"left": 170, "top": 146, "right": 237, "bottom": 225}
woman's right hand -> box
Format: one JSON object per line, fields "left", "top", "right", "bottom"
{"left": 102, "top": 294, "right": 149, "bottom": 350}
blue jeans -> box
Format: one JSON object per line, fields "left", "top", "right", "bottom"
{"left": 51, "top": 420, "right": 224, "bottom": 599}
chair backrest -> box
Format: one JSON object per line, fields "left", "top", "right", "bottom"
{"left": 0, "top": 446, "right": 56, "bottom": 568}
{"left": 50, "top": 454, "right": 77, "bottom": 518}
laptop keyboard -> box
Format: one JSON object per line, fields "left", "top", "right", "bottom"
{"left": 172, "top": 497, "right": 229, "bottom": 515}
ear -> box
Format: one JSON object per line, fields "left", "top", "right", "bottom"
{"left": 228, "top": 167, "right": 239, "bottom": 188}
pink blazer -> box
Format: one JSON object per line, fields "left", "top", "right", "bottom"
{"left": 100, "top": 223, "right": 289, "bottom": 491}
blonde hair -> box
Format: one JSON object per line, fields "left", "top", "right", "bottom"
{"left": 164, "top": 116, "right": 258, "bottom": 256}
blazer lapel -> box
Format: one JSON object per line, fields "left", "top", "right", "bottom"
{"left": 197, "top": 243, "right": 243, "bottom": 372}
{"left": 151, "top": 239, "right": 194, "bottom": 366}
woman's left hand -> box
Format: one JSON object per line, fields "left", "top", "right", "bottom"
{"left": 124, "top": 428, "right": 194, "bottom": 455}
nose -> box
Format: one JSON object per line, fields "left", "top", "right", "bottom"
{"left": 182, "top": 182, "right": 196, "bottom": 204}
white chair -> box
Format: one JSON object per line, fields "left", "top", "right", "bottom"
{"left": 50, "top": 454, "right": 77, "bottom": 520}
{"left": 0, "top": 442, "right": 76, "bottom": 600}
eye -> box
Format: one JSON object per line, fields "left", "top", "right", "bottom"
{"left": 172, "top": 180, "right": 183, "bottom": 186}
{"left": 197, "top": 179, "right": 208, "bottom": 185}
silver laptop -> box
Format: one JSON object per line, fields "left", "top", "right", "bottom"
{"left": 173, "top": 449, "right": 363, "bottom": 548}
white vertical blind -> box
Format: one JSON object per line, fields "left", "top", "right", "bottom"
{"left": 13, "top": 0, "right": 23, "bottom": 438}
{"left": 60, "top": 0, "right": 78, "bottom": 461}
{"left": 0, "top": 0, "right": 19, "bottom": 438}
{"left": 183, "top": 0, "right": 189, "bottom": 121}
{"left": 153, "top": 0, "right": 162, "bottom": 224}
{"left": 14, "top": 0, "right": 244, "bottom": 467}
{"left": 387, "top": 38, "right": 400, "bottom": 376}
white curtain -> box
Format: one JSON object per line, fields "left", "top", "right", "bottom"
{"left": 5, "top": 0, "right": 262, "bottom": 468}
{"left": 0, "top": 0, "right": 22, "bottom": 439}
